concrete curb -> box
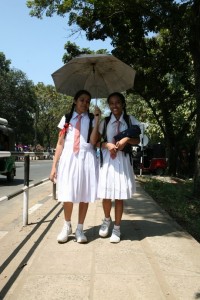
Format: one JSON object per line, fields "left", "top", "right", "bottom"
{"left": 0, "top": 178, "right": 50, "bottom": 202}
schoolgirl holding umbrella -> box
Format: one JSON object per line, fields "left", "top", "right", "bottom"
{"left": 49, "top": 90, "right": 100, "bottom": 243}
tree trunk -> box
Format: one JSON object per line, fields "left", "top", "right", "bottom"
{"left": 190, "top": 1, "right": 200, "bottom": 198}
{"left": 193, "top": 54, "right": 200, "bottom": 198}
{"left": 165, "top": 137, "right": 179, "bottom": 176}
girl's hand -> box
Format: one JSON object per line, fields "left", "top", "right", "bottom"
{"left": 106, "top": 142, "right": 118, "bottom": 156}
{"left": 106, "top": 142, "right": 118, "bottom": 159}
{"left": 116, "top": 137, "right": 129, "bottom": 151}
{"left": 49, "top": 167, "right": 57, "bottom": 183}
{"left": 94, "top": 106, "right": 101, "bottom": 120}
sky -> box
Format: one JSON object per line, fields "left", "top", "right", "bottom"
{"left": 0, "top": 1, "right": 113, "bottom": 86}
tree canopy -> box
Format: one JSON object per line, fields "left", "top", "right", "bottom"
{"left": 0, "top": 52, "right": 37, "bottom": 145}
{"left": 26, "top": 0, "right": 200, "bottom": 197}
{"left": 34, "top": 82, "right": 73, "bottom": 148}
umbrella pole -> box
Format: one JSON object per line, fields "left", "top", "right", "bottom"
{"left": 92, "top": 63, "right": 98, "bottom": 107}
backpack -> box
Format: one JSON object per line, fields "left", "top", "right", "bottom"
{"left": 65, "top": 113, "right": 94, "bottom": 142}
{"left": 99, "top": 114, "right": 133, "bottom": 167}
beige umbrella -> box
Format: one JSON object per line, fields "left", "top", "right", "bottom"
{"left": 51, "top": 54, "right": 136, "bottom": 100}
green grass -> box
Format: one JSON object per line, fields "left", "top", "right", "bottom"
{"left": 137, "top": 176, "right": 200, "bottom": 243}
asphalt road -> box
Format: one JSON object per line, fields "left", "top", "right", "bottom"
{"left": 0, "top": 160, "right": 52, "bottom": 199}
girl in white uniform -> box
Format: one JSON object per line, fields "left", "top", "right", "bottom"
{"left": 49, "top": 90, "right": 100, "bottom": 244}
{"left": 97, "top": 92, "right": 141, "bottom": 243}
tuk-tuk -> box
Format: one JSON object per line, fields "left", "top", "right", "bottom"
{"left": 133, "top": 143, "right": 168, "bottom": 175}
{"left": 0, "top": 118, "right": 16, "bottom": 181}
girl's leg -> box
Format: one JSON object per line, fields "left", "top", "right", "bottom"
{"left": 75, "top": 202, "right": 89, "bottom": 243}
{"left": 63, "top": 202, "right": 73, "bottom": 221}
{"left": 78, "top": 202, "right": 89, "bottom": 224}
{"left": 102, "top": 199, "right": 112, "bottom": 218}
{"left": 114, "top": 200, "right": 124, "bottom": 226}
{"left": 57, "top": 202, "right": 73, "bottom": 243}
{"left": 110, "top": 200, "right": 123, "bottom": 243}
{"left": 99, "top": 199, "right": 112, "bottom": 237}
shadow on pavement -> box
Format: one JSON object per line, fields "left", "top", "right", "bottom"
{"left": 0, "top": 202, "right": 62, "bottom": 299}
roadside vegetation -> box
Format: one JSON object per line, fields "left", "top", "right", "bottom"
{"left": 137, "top": 176, "right": 200, "bottom": 243}
{"left": 1, "top": 2, "right": 200, "bottom": 196}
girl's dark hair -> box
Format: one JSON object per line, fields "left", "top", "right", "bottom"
{"left": 65, "top": 90, "right": 92, "bottom": 124}
{"left": 107, "top": 92, "right": 128, "bottom": 116}
{"left": 74, "top": 89, "right": 91, "bottom": 101}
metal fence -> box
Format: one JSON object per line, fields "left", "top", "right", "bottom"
{"left": 0, "top": 151, "right": 56, "bottom": 226}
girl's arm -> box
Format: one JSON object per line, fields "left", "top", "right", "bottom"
{"left": 116, "top": 115, "right": 141, "bottom": 150}
{"left": 95, "top": 118, "right": 118, "bottom": 154}
{"left": 49, "top": 133, "right": 64, "bottom": 182}
{"left": 116, "top": 137, "right": 140, "bottom": 151}
{"left": 96, "top": 137, "right": 118, "bottom": 156}
{"left": 90, "top": 107, "right": 101, "bottom": 146}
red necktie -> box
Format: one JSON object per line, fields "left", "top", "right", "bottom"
{"left": 73, "top": 115, "right": 82, "bottom": 153}
{"left": 116, "top": 120, "right": 120, "bottom": 134}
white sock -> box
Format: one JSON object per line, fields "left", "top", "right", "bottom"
{"left": 64, "top": 220, "right": 71, "bottom": 227}
{"left": 105, "top": 217, "right": 111, "bottom": 222}
{"left": 114, "top": 225, "right": 120, "bottom": 231}
{"left": 77, "top": 224, "right": 83, "bottom": 231}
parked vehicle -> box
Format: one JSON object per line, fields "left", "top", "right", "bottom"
{"left": 133, "top": 143, "right": 168, "bottom": 175}
{"left": 0, "top": 118, "right": 16, "bottom": 181}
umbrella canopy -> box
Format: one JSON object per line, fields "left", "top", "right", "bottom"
{"left": 51, "top": 54, "right": 136, "bottom": 99}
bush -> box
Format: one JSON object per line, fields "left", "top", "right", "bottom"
{"left": 137, "top": 176, "right": 200, "bottom": 243}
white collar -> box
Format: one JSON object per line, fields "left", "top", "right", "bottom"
{"left": 72, "top": 111, "right": 86, "bottom": 120}
{"left": 110, "top": 113, "right": 125, "bottom": 124}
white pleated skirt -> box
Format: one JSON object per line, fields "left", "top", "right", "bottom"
{"left": 97, "top": 149, "right": 136, "bottom": 200}
{"left": 57, "top": 145, "right": 98, "bottom": 203}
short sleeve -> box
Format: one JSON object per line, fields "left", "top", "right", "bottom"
{"left": 129, "top": 115, "right": 141, "bottom": 126}
{"left": 129, "top": 115, "right": 144, "bottom": 134}
{"left": 57, "top": 116, "right": 65, "bottom": 130}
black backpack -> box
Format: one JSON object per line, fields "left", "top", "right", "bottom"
{"left": 65, "top": 113, "right": 94, "bottom": 143}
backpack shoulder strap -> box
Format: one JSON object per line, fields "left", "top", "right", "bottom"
{"left": 102, "top": 116, "right": 111, "bottom": 142}
{"left": 87, "top": 113, "right": 94, "bottom": 143}
{"left": 123, "top": 114, "right": 131, "bottom": 128}
{"left": 99, "top": 115, "right": 111, "bottom": 167}
{"left": 123, "top": 115, "right": 134, "bottom": 165}
{"left": 65, "top": 113, "right": 70, "bottom": 123}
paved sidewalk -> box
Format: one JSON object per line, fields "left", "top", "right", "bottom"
{"left": 0, "top": 180, "right": 200, "bottom": 300}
